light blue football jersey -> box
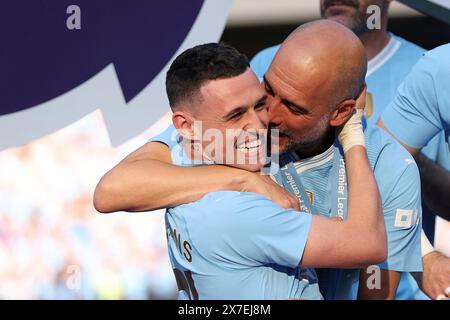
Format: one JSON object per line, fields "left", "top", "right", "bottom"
{"left": 151, "top": 129, "right": 322, "bottom": 300}
{"left": 251, "top": 32, "right": 428, "bottom": 300}
{"left": 280, "top": 127, "right": 423, "bottom": 299}
{"left": 379, "top": 44, "right": 450, "bottom": 300}
{"left": 381, "top": 44, "right": 450, "bottom": 172}
{"left": 364, "top": 35, "right": 425, "bottom": 125}
{"left": 151, "top": 124, "right": 423, "bottom": 300}
{"left": 381, "top": 42, "right": 450, "bottom": 246}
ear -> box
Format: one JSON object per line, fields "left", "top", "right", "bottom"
{"left": 172, "top": 110, "right": 197, "bottom": 140}
{"left": 329, "top": 85, "right": 367, "bottom": 127}
{"left": 329, "top": 99, "right": 356, "bottom": 127}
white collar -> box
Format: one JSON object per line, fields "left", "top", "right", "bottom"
{"left": 289, "top": 143, "right": 335, "bottom": 173}
{"left": 366, "top": 33, "right": 401, "bottom": 77}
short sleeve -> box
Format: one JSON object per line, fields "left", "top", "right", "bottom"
{"left": 149, "top": 124, "right": 179, "bottom": 149}
{"left": 149, "top": 125, "right": 197, "bottom": 166}
{"left": 376, "top": 159, "right": 423, "bottom": 272}
{"left": 381, "top": 47, "right": 450, "bottom": 149}
{"left": 188, "top": 191, "right": 313, "bottom": 269}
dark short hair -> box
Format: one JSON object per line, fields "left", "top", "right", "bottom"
{"left": 166, "top": 43, "right": 249, "bottom": 110}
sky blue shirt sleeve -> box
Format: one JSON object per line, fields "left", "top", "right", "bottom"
{"left": 149, "top": 124, "right": 179, "bottom": 149}
{"left": 149, "top": 124, "right": 196, "bottom": 166}
{"left": 374, "top": 141, "right": 423, "bottom": 272}
{"left": 186, "top": 191, "right": 312, "bottom": 269}
{"left": 381, "top": 44, "right": 450, "bottom": 149}
{"left": 249, "top": 45, "right": 280, "bottom": 80}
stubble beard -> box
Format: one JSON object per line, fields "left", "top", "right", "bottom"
{"left": 282, "top": 111, "right": 332, "bottom": 154}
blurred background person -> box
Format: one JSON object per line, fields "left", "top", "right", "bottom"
{"left": 379, "top": 44, "right": 450, "bottom": 300}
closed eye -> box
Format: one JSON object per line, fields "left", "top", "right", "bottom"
{"left": 263, "top": 77, "right": 275, "bottom": 96}
{"left": 285, "top": 104, "right": 308, "bottom": 115}
{"left": 281, "top": 99, "right": 309, "bottom": 116}
{"left": 228, "top": 111, "right": 244, "bottom": 121}
{"left": 255, "top": 102, "right": 267, "bottom": 110}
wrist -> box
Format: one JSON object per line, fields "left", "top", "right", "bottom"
{"left": 338, "top": 108, "right": 365, "bottom": 153}
{"left": 228, "top": 168, "right": 254, "bottom": 192}
{"left": 421, "top": 230, "right": 435, "bottom": 257}
{"left": 342, "top": 145, "right": 367, "bottom": 164}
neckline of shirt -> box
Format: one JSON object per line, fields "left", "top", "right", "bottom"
{"left": 366, "top": 33, "right": 401, "bottom": 78}
{"left": 288, "top": 143, "right": 335, "bottom": 173}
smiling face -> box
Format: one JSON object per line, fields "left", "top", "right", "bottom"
{"left": 320, "top": 0, "right": 390, "bottom": 35}
{"left": 167, "top": 43, "right": 270, "bottom": 172}
{"left": 193, "top": 69, "right": 269, "bottom": 171}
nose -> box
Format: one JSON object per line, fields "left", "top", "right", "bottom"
{"left": 242, "top": 103, "right": 269, "bottom": 133}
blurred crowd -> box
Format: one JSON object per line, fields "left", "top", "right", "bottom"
{"left": 0, "top": 111, "right": 177, "bottom": 299}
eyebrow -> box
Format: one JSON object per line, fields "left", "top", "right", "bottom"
{"left": 263, "top": 75, "right": 310, "bottom": 115}
{"left": 263, "top": 75, "right": 275, "bottom": 95}
{"left": 255, "top": 94, "right": 267, "bottom": 106}
{"left": 222, "top": 94, "right": 267, "bottom": 121}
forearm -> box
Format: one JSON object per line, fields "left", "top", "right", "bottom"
{"left": 337, "top": 105, "right": 384, "bottom": 245}
{"left": 344, "top": 146, "right": 386, "bottom": 259}
{"left": 302, "top": 147, "right": 386, "bottom": 268}
{"left": 415, "top": 152, "right": 450, "bottom": 221}
{"left": 303, "top": 104, "right": 386, "bottom": 267}
{"left": 94, "top": 159, "right": 247, "bottom": 213}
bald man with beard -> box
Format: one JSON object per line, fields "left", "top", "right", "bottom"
{"left": 252, "top": 0, "right": 449, "bottom": 300}
{"left": 263, "top": 22, "right": 367, "bottom": 157}
{"left": 94, "top": 20, "right": 423, "bottom": 300}
{"left": 260, "top": 20, "right": 423, "bottom": 300}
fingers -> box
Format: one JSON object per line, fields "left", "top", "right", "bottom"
{"left": 422, "top": 253, "right": 450, "bottom": 300}
{"left": 445, "top": 286, "right": 450, "bottom": 296}
{"left": 259, "top": 174, "right": 278, "bottom": 186}
{"left": 277, "top": 190, "right": 300, "bottom": 211}
{"left": 274, "top": 187, "right": 300, "bottom": 211}
{"left": 288, "top": 194, "right": 300, "bottom": 212}
{"left": 282, "top": 188, "right": 300, "bottom": 211}
{"left": 257, "top": 175, "right": 300, "bottom": 211}
{"left": 337, "top": 108, "right": 365, "bottom": 153}
{"left": 438, "top": 286, "right": 450, "bottom": 300}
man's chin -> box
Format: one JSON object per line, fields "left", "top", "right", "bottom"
{"left": 326, "top": 13, "right": 355, "bottom": 27}
{"left": 324, "top": 11, "right": 368, "bottom": 35}
{"left": 324, "top": 3, "right": 357, "bottom": 15}
{"left": 278, "top": 138, "right": 300, "bottom": 154}
{"left": 275, "top": 136, "right": 290, "bottom": 154}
